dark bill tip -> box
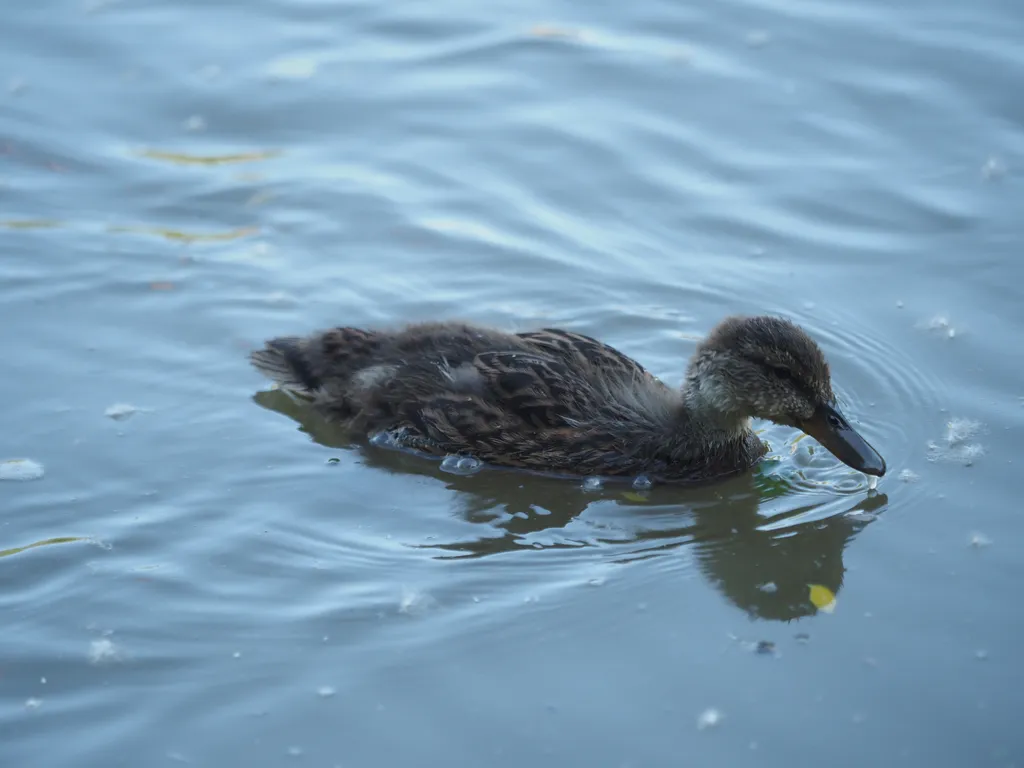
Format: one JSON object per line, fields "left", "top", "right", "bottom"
{"left": 799, "top": 404, "right": 886, "bottom": 477}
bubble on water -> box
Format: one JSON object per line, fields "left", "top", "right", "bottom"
{"left": 88, "top": 638, "right": 121, "bottom": 664}
{"left": 439, "top": 455, "right": 483, "bottom": 476}
{"left": 898, "top": 469, "right": 919, "bottom": 483}
{"left": 0, "top": 459, "right": 45, "bottom": 481}
{"left": 183, "top": 115, "right": 206, "bottom": 132}
{"left": 757, "top": 582, "right": 777, "bottom": 594}
{"left": 581, "top": 477, "right": 603, "bottom": 492}
{"left": 24, "top": 698, "right": 42, "bottom": 710}
{"left": 369, "top": 430, "right": 402, "bottom": 449}
{"left": 287, "top": 746, "right": 303, "bottom": 758}
{"left": 232, "top": 651, "right": 241, "bottom": 658}
{"left": 975, "top": 649, "right": 989, "bottom": 661}
{"left": 316, "top": 686, "right": 336, "bottom": 698}
{"left": 632, "top": 475, "right": 653, "bottom": 490}
{"left": 105, "top": 403, "right": 142, "bottom": 420}
{"left": 697, "top": 708, "right": 723, "bottom": 730}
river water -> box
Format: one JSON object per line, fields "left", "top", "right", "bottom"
{"left": 2, "top": 0, "right": 1022, "bottom": 765}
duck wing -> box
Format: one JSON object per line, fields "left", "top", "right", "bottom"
{"left": 516, "top": 328, "right": 655, "bottom": 384}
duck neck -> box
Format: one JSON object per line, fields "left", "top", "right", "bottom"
{"left": 681, "top": 352, "right": 752, "bottom": 439}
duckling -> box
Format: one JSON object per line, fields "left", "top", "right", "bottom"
{"left": 249, "top": 315, "right": 886, "bottom": 485}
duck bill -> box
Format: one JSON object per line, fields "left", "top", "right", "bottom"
{"left": 799, "top": 404, "right": 886, "bottom": 477}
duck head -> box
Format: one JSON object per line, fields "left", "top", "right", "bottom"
{"left": 686, "top": 315, "right": 886, "bottom": 477}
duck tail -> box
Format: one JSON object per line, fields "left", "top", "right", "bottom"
{"left": 249, "top": 336, "right": 321, "bottom": 393}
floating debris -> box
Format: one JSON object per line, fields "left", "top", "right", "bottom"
{"left": 24, "top": 698, "right": 42, "bottom": 710}
{"left": 183, "top": 115, "right": 206, "bottom": 132}
{"left": 795, "top": 632, "right": 811, "bottom": 644}
{"left": 111, "top": 224, "right": 261, "bottom": 243}
{"left": 398, "top": 587, "right": 436, "bottom": 615}
{"left": 265, "top": 56, "right": 318, "bottom": 81}
{"left": 587, "top": 576, "right": 607, "bottom": 587}
{"left": 197, "top": 64, "right": 221, "bottom": 81}
{"left": 982, "top": 156, "right": 1007, "bottom": 180}
{"left": 968, "top": 531, "right": 992, "bottom": 549}
{"left": 0, "top": 459, "right": 45, "bottom": 481}
{"left": 745, "top": 30, "right": 771, "bottom": 47}
{"left": 529, "top": 24, "right": 585, "bottom": 41}
{"left": 439, "top": 455, "right": 483, "bottom": 476}
{"left": 621, "top": 491, "right": 648, "bottom": 502}
{"left": 325, "top": 457, "right": 341, "bottom": 465}
{"left": 88, "top": 638, "right": 121, "bottom": 664}
{"left": 757, "top": 582, "right": 778, "bottom": 594}
{"left": 105, "top": 403, "right": 142, "bottom": 421}
{"left": 697, "top": 708, "right": 723, "bottom": 730}
{"left": 919, "top": 314, "right": 960, "bottom": 339}
{"left": 137, "top": 148, "right": 279, "bottom": 166}
{"left": 581, "top": 477, "right": 603, "bottom": 492}
{"left": 927, "top": 418, "right": 985, "bottom": 466}
{"left": 808, "top": 584, "right": 836, "bottom": 613}
{"left": 844, "top": 510, "right": 877, "bottom": 523}
{"left": 754, "top": 640, "right": 776, "bottom": 656}
{"left": 898, "top": 469, "right": 919, "bottom": 483}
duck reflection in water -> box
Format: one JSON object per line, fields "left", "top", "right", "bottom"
{"left": 254, "top": 389, "right": 888, "bottom": 623}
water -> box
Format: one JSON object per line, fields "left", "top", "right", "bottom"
{"left": 2, "top": 0, "right": 1023, "bottom": 765}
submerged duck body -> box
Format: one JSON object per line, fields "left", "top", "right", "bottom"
{"left": 250, "top": 315, "right": 886, "bottom": 485}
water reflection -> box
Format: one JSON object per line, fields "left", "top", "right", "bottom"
{"left": 254, "top": 389, "right": 888, "bottom": 621}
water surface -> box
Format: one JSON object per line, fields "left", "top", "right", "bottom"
{"left": 2, "top": 0, "right": 1023, "bottom": 765}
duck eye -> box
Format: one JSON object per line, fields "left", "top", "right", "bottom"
{"left": 771, "top": 366, "right": 792, "bottom": 381}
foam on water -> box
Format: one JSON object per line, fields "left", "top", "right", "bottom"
{"left": 0, "top": 459, "right": 45, "bottom": 481}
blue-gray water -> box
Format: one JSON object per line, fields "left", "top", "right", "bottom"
{"left": 2, "top": 0, "right": 1023, "bottom": 765}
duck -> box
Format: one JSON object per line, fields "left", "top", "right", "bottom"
{"left": 249, "top": 315, "right": 886, "bottom": 485}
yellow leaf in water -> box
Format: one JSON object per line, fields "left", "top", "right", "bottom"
{"left": 808, "top": 584, "right": 837, "bottom": 613}
{"left": 137, "top": 148, "right": 280, "bottom": 166}
{"left": 1, "top": 219, "right": 61, "bottom": 229}
{"left": 621, "top": 492, "right": 648, "bottom": 503}
{"left": 0, "top": 536, "right": 85, "bottom": 559}
{"left": 109, "top": 225, "right": 259, "bottom": 243}
{"left": 529, "top": 24, "right": 581, "bottom": 40}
